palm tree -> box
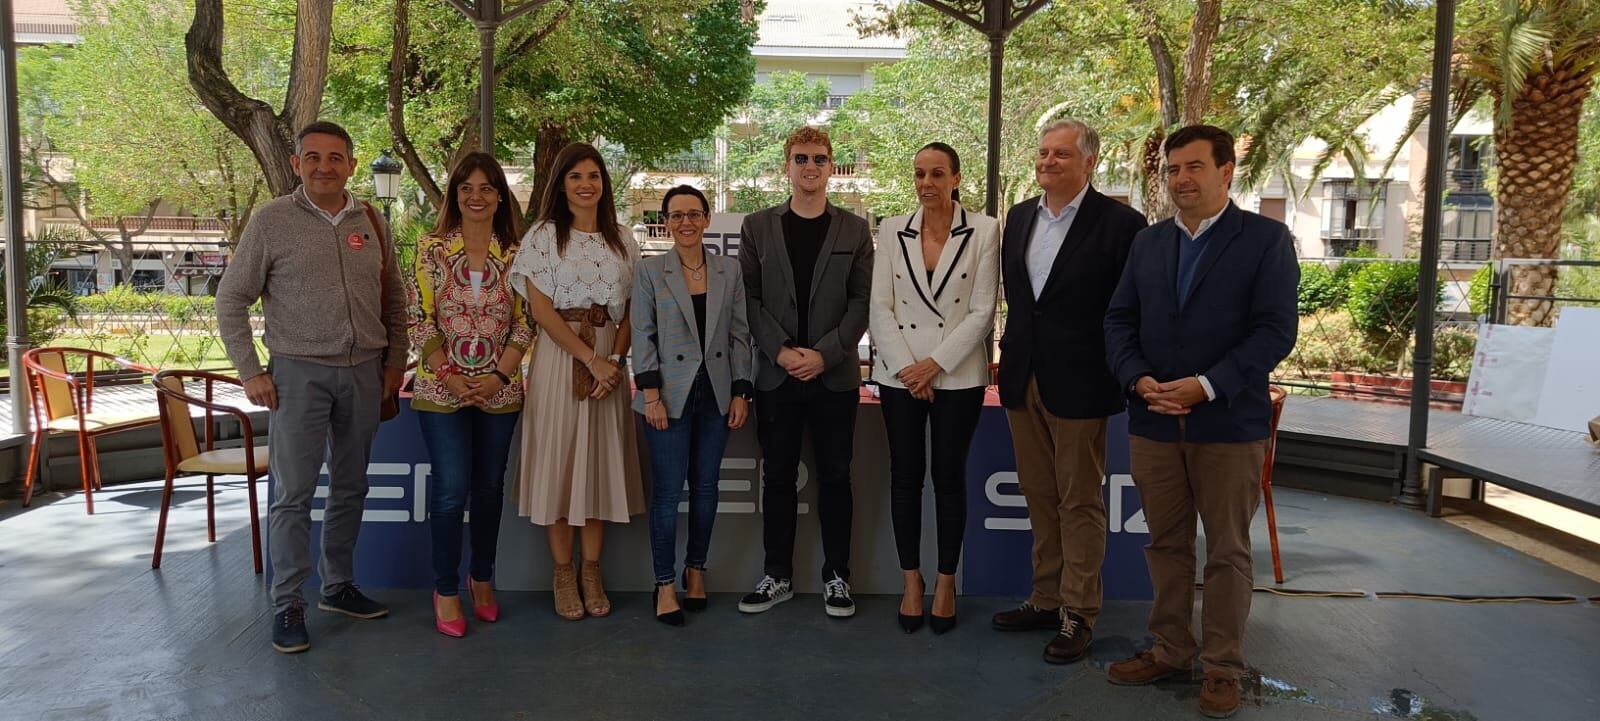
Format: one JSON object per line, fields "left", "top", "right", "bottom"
{"left": 1451, "top": 1, "right": 1599, "bottom": 326}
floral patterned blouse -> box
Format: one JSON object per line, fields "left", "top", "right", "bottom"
{"left": 407, "top": 230, "right": 535, "bottom": 413}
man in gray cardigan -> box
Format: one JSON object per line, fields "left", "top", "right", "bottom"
{"left": 216, "top": 122, "right": 408, "bottom": 654}
{"left": 737, "top": 126, "right": 873, "bottom": 618}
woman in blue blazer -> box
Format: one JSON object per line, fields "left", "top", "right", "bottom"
{"left": 631, "top": 185, "right": 753, "bottom": 626}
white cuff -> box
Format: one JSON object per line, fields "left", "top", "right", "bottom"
{"left": 1196, "top": 375, "right": 1217, "bottom": 402}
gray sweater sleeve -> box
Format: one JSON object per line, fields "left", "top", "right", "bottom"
{"left": 216, "top": 216, "right": 268, "bottom": 380}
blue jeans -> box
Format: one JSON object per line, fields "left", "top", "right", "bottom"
{"left": 416, "top": 407, "right": 520, "bottom": 596}
{"left": 644, "top": 375, "right": 731, "bottom": 584}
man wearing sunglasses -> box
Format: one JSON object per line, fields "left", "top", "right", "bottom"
{"left": 738, "top": 126, "right": 874, "bottom": 619}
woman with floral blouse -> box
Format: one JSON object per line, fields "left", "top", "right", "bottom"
{"left": 408, "top": 152, "right": 533, "bottom": 637}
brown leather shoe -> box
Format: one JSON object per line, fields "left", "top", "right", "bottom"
{"left": 1199, "top": 671, "right": 1240, "bottom": 718}
{"left": 1042, "top": 611, "right": 1093, "bottom": 664}
{"left": 1107, "top": 650, "right": 1185, "bottom": 686}
{"left": 991, "top": 602, "right": 1059, "bottom": 631}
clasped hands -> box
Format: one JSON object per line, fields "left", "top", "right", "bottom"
{"left": 443, "top": 370, "right": 508, "bottom": 406}
{"left": 896, "top": 358, "right": 943, "bottom": 401}
{"left": 1135, "top": 375, "right": 1208, "bottom": 415}
{"left": 776, "top": 346, "right": 827, "bottom": 383}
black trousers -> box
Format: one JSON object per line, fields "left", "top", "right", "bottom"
{"left": 756, "top": 379, "right": 860, "bottom": 582}
{"left": 879, "top": 385, "right": 985, "bottom": 575}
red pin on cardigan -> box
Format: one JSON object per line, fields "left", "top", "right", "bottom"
{"left": 347, "top": 232, "right": 366, "bottom": 250}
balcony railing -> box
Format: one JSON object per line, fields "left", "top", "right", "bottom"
{"left": 1441, "top": 239, "right": 1493, "bottom": 262}
{"left": 1449, "top": 169, "right": 1487, "bottom": 194}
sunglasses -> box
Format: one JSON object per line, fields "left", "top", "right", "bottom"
{"left": 791, "top": 154, "right": 831, "bottom": 166}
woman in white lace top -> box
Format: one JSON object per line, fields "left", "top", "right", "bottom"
{"left": 508, "top": 143, "right": 643, "bottom": 621}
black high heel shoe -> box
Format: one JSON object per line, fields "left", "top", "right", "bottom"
{"left": 898, "top": 575, "right": 925, "bottom": 634}
{"left": 930, "top": 578, "right": 957, "bottom": 634}
{"left": 682, "top": 568, "right": 708, "bottom": 612}
{"left": 655, "top": 584, "right": 685, "bottom": 627}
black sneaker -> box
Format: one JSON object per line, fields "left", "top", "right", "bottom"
{"left": 272, "top": 603, "right": 310, "bottom": 654}
{"left": 737, "top": 575, "right": 793, "bottom": 614}
{"left": 317, "top": 585, "right": 389, "bottom": 619}
{"left": 823, "top": 573, "right": 855, "bottom": 618}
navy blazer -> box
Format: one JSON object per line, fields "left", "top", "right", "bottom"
{"left": 997, "top": 187, "right": 1147, "bottom": 418}
{"left": 1103, "top": 203, "right": 1299, "bottom": 443}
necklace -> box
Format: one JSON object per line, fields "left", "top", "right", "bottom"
{"left": 678, "top": 250, "right": 707, "bottom": 281}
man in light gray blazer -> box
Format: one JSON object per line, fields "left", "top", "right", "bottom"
{"left": 737, "top": 126, "right": 874, "bottom": 618}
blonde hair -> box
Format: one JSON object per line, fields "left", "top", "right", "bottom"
{"left": 782, "top": 126, "right": 834, "bottom": 163}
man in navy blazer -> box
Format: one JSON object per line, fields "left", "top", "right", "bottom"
{"left": 991, "top": 119, "right": 1147, "bottom": 667}
{"left": 1102, "top": 125, "right": 1298, "bottom": 718}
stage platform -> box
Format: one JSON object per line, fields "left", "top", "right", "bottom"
{"left": 3, "top": 478, "right": 1596, "bottom": 721}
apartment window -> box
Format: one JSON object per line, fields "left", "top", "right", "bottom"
{"left": 1321, "top": 180, "right": 1386, "bottom": 255}
{"left": 1443, "top": 135, "right": 1493, "bottom": 261}
{"left": 1258, "top": 198, "right": 1287, "bottom": 222}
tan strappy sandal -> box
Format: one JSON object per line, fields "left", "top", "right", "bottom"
{"left": 552, "top": 563, "right": 584, "bottom": 620}
{"left": 580, "top": 560, "right": 611, "bottom": 617}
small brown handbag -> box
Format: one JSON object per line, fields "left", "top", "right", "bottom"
{"left": 363, "top": 202, "right": 402, "bottom": 422}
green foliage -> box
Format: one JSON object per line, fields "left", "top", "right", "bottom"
{"left": 719, "top": 72, "right": 836, "bottom": 212}
{"left": 328, "top": 0, "right": 758, "bottom": 188}
{"left": 0, "top": 240, "right": 77, "bottom": 347}
{"left": 1468, "top": 264, "right": 1495, "bottom": 317}
{"left": 1297, "top": 263, "right": 1340, "bottom": 315}
{"left": 76, "top": 286, "right": 218, "bottom": 319}
{"left": 25, "top": 0, "right": 274, "bottom": 230}
{"left": 1344, "top": 261, "right": 1444, "bottom": 341}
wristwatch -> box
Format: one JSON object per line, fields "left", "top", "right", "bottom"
{"left": 490, "top": 369, "right": 511, "bottom": 385}
{"left": 607, "top": 353, "right": 625, "bottom": 366}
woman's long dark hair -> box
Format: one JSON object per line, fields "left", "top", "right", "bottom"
{"left": 434, "top": 151, "right": 523, "bottom": 252}
{"left": 535, "top": 142, "right": 627, "bottom": 257}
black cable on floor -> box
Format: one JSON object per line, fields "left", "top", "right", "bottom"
{"left": 1191, "top": 583, "right": 1598, "bottom": 606}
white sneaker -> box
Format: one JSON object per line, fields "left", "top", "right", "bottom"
{"left": 737, "top": 575, "right": 793, "bottom": 614}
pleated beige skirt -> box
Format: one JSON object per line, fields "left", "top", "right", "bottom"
{"left": 512, "top": 323, "right": 644, "bottom": 525}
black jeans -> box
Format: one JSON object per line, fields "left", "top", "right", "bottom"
{"left": 879, "top": 385, "right": 984, "bottom": 575}
{"left": 756, "top": 378, "right": 859, "bottom": 582}
{"left": 416, "top": 407, "right": 519, "bottom": 596}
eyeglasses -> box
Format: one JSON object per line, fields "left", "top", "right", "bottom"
{"left": 666, "top": 211, "right": 707, "bottom": 223}
{"left": 791, "top": 154, "right": 831, "bottom": 166}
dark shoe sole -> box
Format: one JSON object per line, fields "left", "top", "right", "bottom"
{"left": 1107, "top": 668, "right": 1181, "bottom": 686}
{"left": 992, "top": 619, "right": 1059, "bottom": 632}
{"left": 316, "top": 601, "right": 389, "bottom": 620}
{"left": 683, "top": 597, "right": 708, "bottom": 612}
{"left": 272, "top": 640, "right": 310, "bottom": 654}
{"left": 656, "top": 611, "right": 685, "bottom": 626}
{"left": 929, "top": 615, "right": 957, "bottom": 635}
{"left": 1043, "top": 646, "right": 1090, "bottom": 665}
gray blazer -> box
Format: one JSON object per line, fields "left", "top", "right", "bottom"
{"left": 739, "top": 199, "right": 874, "bottom": 392}
{"left": 631, "top": 251, "right": 753, "bottom": 418}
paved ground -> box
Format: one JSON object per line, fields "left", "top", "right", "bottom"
{"left": 1, "top": 481, "right": 1596, "bottom": 721}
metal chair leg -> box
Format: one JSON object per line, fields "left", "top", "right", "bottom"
{"left": 247, "top": 471, "right": 264, "bottom": 574}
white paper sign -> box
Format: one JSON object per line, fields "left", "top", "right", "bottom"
{"left": 1532, "top": 307, "right": 1600, "bottom": 432}
{"left": 1462, "top": 322, "right": 1554, "bottom": 422}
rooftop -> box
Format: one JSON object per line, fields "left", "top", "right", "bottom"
{"left": 754, "top": 0, "right": 907, "bottom": 59}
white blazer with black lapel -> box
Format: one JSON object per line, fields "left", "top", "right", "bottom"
{"left": 630, "top": 252, "right": 752, "bottom": 418}
{"left": 869, "top": 205, "right": 1001, "bottom": 390}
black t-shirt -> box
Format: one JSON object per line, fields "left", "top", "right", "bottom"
{"left": 782, "top": 209, "right": 832, "bottom": 345}
{"left": 691, "top": 292, "right": 708, "bottom": 351}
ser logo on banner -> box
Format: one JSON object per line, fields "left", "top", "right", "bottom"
{"left": 982, "top": 472, "right": 1147, "bottom": 533}
{"left": 309, "top": 457, "right": 806, "bottom": 523}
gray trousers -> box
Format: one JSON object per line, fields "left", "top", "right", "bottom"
{"left": 268, "top": 356, "right": 383, "bottom": 611}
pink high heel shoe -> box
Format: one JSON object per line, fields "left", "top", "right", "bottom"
{"left": 434, "top": 592, "right": 467, "bottom": 637}
{"left": 468, "top": 579, "right": 500, "bottom": 623}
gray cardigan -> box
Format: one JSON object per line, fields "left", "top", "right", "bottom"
{"left": 216, "top": 189, "right": 407, "bottom": 380}
{"left": 631, "top": 251, "right": 753, "bottom": 418}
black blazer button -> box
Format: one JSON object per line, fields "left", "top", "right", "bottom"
{"left": 962, "top": 273, "right": 968, "bottom": 278}
{"left": 895, "top": 274, "right": 901, "bottom": 279}
{"left": 902, "top": 300, "right": 907, "bottom": 304}
{"left": 676, "top": 354, "right": 685, "bottom": 361}
{"left": 716, "top": 351, "right": 723, "bottom": 358}
{"left": 938, "top": 323, "right": 944, "bottom": 328}
{"left": 954, "top": 298, "right": 961, "bottom": 304}
{"left": 910, "top": 324, "right": 917, "bottom": 329}
{"left": 898, "top": 324, "right": 904, "bottom": 329}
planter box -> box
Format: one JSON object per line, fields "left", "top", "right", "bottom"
{"left": 1328, "top": 372, "right": 1465, "bottom": 410}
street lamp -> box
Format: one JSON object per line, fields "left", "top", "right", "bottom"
{"left": 370, "top": 150, "right": 403, "bottom": 226}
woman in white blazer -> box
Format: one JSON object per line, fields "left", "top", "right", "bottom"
{"left": 868, "top": 142, "right": 1000, "bottom": 635}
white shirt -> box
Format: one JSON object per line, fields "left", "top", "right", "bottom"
{"left": 1175, "top": 202, "right": 1233, "bottom": 402}
{"left": 294, "top": 186, "right": 360, "bottom": 226}
{"left": 1025, "top": 183, "right": 1089, "bottom": 299}
{"left": 510, "top": 222, "right": 641, "bottom": 322}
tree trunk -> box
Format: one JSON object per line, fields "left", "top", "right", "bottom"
{"left": 525, "top": 124, "right": 570, "bottom": 226}
{"left": 1180, "top": 0, "right": 1221, "bottom": 125}
{"left": 186, "top": 0, "right": 333, "bottom": 196}
{"left": 1133, "top": 0, "right": 1178, "bottom": 223}
{"left": 388, "top": 0, "right": 443, "bottom": 209}
{"left": 1494, "top": 58, "right": 1594, "bottom": 327}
